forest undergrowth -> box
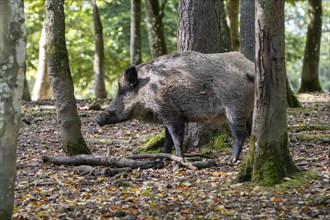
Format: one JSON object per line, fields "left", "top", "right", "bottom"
{"left": 14, "top": 93, "right": 329, "bottom": 219}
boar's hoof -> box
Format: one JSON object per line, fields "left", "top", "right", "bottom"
{"left": 228, "top": 155, "right": 238, "bottom": 163}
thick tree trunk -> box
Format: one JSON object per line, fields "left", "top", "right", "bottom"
{"left": 226, "top": 0, "right": 240, "bottom": 51}
{"left": 240, "top": 0, "right": 301, "bottom": 108}
{"left": 45, "top": 0, "right": 91, "bottom": 156}
{"left": 130, "top": 0, "right": 142, "bottom": 65}
{"left": 32, "top": 23, "right": 52, "bottom": 101}
{"left": 237, "top": 0, "right": 298, "bottom": 185}
{"left": 144, "top": 0, "right": 167, "bottom": 58}
{"left": 177, "top": 0, "right": 231, "bottom": 53}
{"left": 299, "top": 0, "right": 323, "bottom": 93}
{"left": 92, "top": 0, "right": 107, "bottom": 99}
{"left": 177, "top": 0, "right": 231, "bottom": 149}
{"left": 0, "top": 0, "right": 26, "bottom": 218}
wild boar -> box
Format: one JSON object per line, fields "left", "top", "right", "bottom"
{"left": 96, "top": 51, "right": 255, "bottom": 162}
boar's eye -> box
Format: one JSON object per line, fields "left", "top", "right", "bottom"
{"left": 124, "top": 66, "right": 138, "bottom": 87}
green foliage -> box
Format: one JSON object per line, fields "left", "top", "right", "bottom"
{"left": 285, "top": 1, "right": 330, "bottom": 92}
{"left": 25, "top": 0, "right": 178, "bottom": 98}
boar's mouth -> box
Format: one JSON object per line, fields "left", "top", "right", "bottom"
{"left": 96, "top": 110, "right": 128, "bottom": 126}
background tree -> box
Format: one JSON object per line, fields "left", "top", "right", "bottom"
{"left": 177, "top": 0, "right": 231, "bottom": 149}
{"left": 144, "top": 0, "right": 168, "bottom": 57}
{"left": 130, "top": 0, "right": 142, "bottom": 65}
{"left": 226, "top": 0, "right": 240, "bottom": 51}
{"left": 92, "top": 0, "right": 107, "bottom": 99}
{"left": 299, "top": 0, "right": 323, "bottom": 92}
{"left": 237, "top": 0, "right": 298, "bottom": 185}
{"left": 32, "top": 23, "right": 52, "bottom": 101}
{"left": 23, "top": 65, "right": 31, "bottom": 101}
{"left": 45, "top": 0, "right": 91, "bottom": 155}
{"left": 0, "top": 0, "right": 26, "bottom": 218}
{"left": 178, "top": 0, "right": 231, "bottom": 53}
{"left": 240, "top": 0, "right": 255, "bottom": 62}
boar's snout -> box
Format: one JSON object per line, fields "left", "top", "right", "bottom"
{"left": 96, "top": 110, "right": 114, "bottom": 127}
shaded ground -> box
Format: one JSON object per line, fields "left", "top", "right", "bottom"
{"left": 14, "top": 93, "right": 329, "bottom": 219}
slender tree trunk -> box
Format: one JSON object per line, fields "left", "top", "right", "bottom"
{"left": 240, "top": 0, "right": 255, "bottom": 62}
{"left": 240, "top": 0, "right": 301, "bottom": 108}
{"left": 22, "top": 63, "right": 31, "bottom": 101}
{"left": 45, "top": 0, "right": 91, "bottom": 156}
{"left": 0, "top": 0, "right": 26, "bottom": 218}
{"left": 299, "top": 0, "right": 323, "bottom": 93}
{"left": 237, "top": 0, "right": 298, "bottom": 185}
{"left": 92, "top": 0, "right": 107, "bottom": 99}
{"left": 144, "top": 0, "right": 167, "bottom": 58}
{"left": 32, "top": 23, "right": 52, "bottom": 101}
{"left": 130, "top": 0, "right": 142, "bottom": 65}
{"left": 177, "top": 0, "right": 231, "bottom": 149}
{"left": 226, "top": 0, "right": 240, "bottom": 51}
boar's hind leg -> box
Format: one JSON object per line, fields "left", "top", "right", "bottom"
{"left": 164, "top": 127, "right": 174, "bottom": 153}
{"left": 228, "top": 124, "right": 248, "bottom": 163}
{"left": 164, "top": 121, "right": 185, "bottom": 158}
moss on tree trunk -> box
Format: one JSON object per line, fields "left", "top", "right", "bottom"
{"left": 63, "top": 138, "right": 91, "bottom": 156}
{"left": 237, "top": 134, "right": 298, "bottom": 186}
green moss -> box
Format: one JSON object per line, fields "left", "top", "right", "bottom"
{"left": 290, "top": 123, "right": 328, "bottom": 132}
{"left": 294, "top": 133, "right": 330, "bottom": 141}
{"left": 133, "top": 130, "right": 165, "bottom": 154}
{"left": 206, "top": 123, "right": 232, "bottom": 154}
{"left": 237, "top": 133, "right": 299, "bottom": 186}
{"left": 63, "top": 138, "right": 91, "bottom": 156}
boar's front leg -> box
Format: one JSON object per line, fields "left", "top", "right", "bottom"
{"left": 164, "top": 120, "right": 185, "bottom": 158}
{"left": 164, "top": 127, "right": 174, "bottom": 154}
{"left": 228, "top": 124, "right": 248, "bottom": 163}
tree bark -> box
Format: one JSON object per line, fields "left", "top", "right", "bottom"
{"left": 240, "top": 0, "right": 255, "bottom": 62}
{"left": 92, "top": 0, "right": 107, "bottom": 99}
{"left": 226, "top": 0, "right": 240, "bottom": 51}
{"left": 45, "top": 0, "right": 91, "bottom": 156}
{"left": 240, "top": 0, "right": 301, "bottom": 108}
{"left": 237, "top": 0, "right": 298, "bottom": 185}
{"left": 177, "top": 0, "right": 231, "bottom": 149}
{"left": 299, "top": 0, "right": 323, "bottom": 93}
{"left": 177, "top": 0, "right": 231, "bottom": 53}
{"left": 32, "top": 23, "right": 52, "bottom": 101}
{"left": 144, "top": 0, "right": 167, "bottom": 58}
{"left": 0, "top": 0, "right": 26, "bottom": 218}
{"left": 130, "top": 0, "right": 142, "bottom": 65}
{"left": 22, "top": 63, "right": 31, "bottom": 101}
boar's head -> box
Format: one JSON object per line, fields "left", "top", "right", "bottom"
{"left": 96, "top": 66, "right": 142, "bottom": 126}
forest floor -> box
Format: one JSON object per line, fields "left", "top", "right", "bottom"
{"left": 13, "top": 93, "right": 329, "bottom": 220}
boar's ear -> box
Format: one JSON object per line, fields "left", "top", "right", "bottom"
{"left": 124, "top": 66, "right": 138, "bottom": 87}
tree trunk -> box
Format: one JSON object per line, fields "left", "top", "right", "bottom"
{"left": 0, "top": 0, "right": 26, "bottom": 218}
{"left": 45, "top": 0, "right": 91, "bottom": 156}
{"left": 237, "top": 0, "right": 298, "bottom": 185}
{"left": 299, "top": 0, "right": 323, "bottom": 93}
{"left": 226, "top": 0, "right": 240, "bottom": 51}
{"left": 177, "top": 0, "right": 231, "bottom": 149}
{"left": 177, "top": 0, "right": 231, "bottom": 53}
{"left": 92, "top": 0, "right": 107, "bottom": 99}
{"left": 130, "top": 0, "right": 142, "bottom": 65}
{"left": 22, "top": 63, "right": 31, "bottom": 101}
{"left": 240, "top": 0, "right": 255, "bottom": 62}
{"left": 32, "top": 23, "right": 52, "bottom": 101}
{"left": 144, "top": 0, "right": 167, "bottom": 58}
{"left": 240, "top": 0, "right": 301, "bottom": 108}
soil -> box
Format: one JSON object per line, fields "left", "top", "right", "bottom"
{"left": 14, "top": 93, "right": 329, "bottom": 219}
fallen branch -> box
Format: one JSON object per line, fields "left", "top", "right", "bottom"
{"left": 42, "top": 155, "right": 163, "bottom": 169}
{"left": 127, "top": 153, "right": 216, "bottom": 170}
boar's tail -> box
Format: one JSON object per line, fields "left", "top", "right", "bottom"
{"left": 245, "top": 72, "right": 255, "bottom": 83}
